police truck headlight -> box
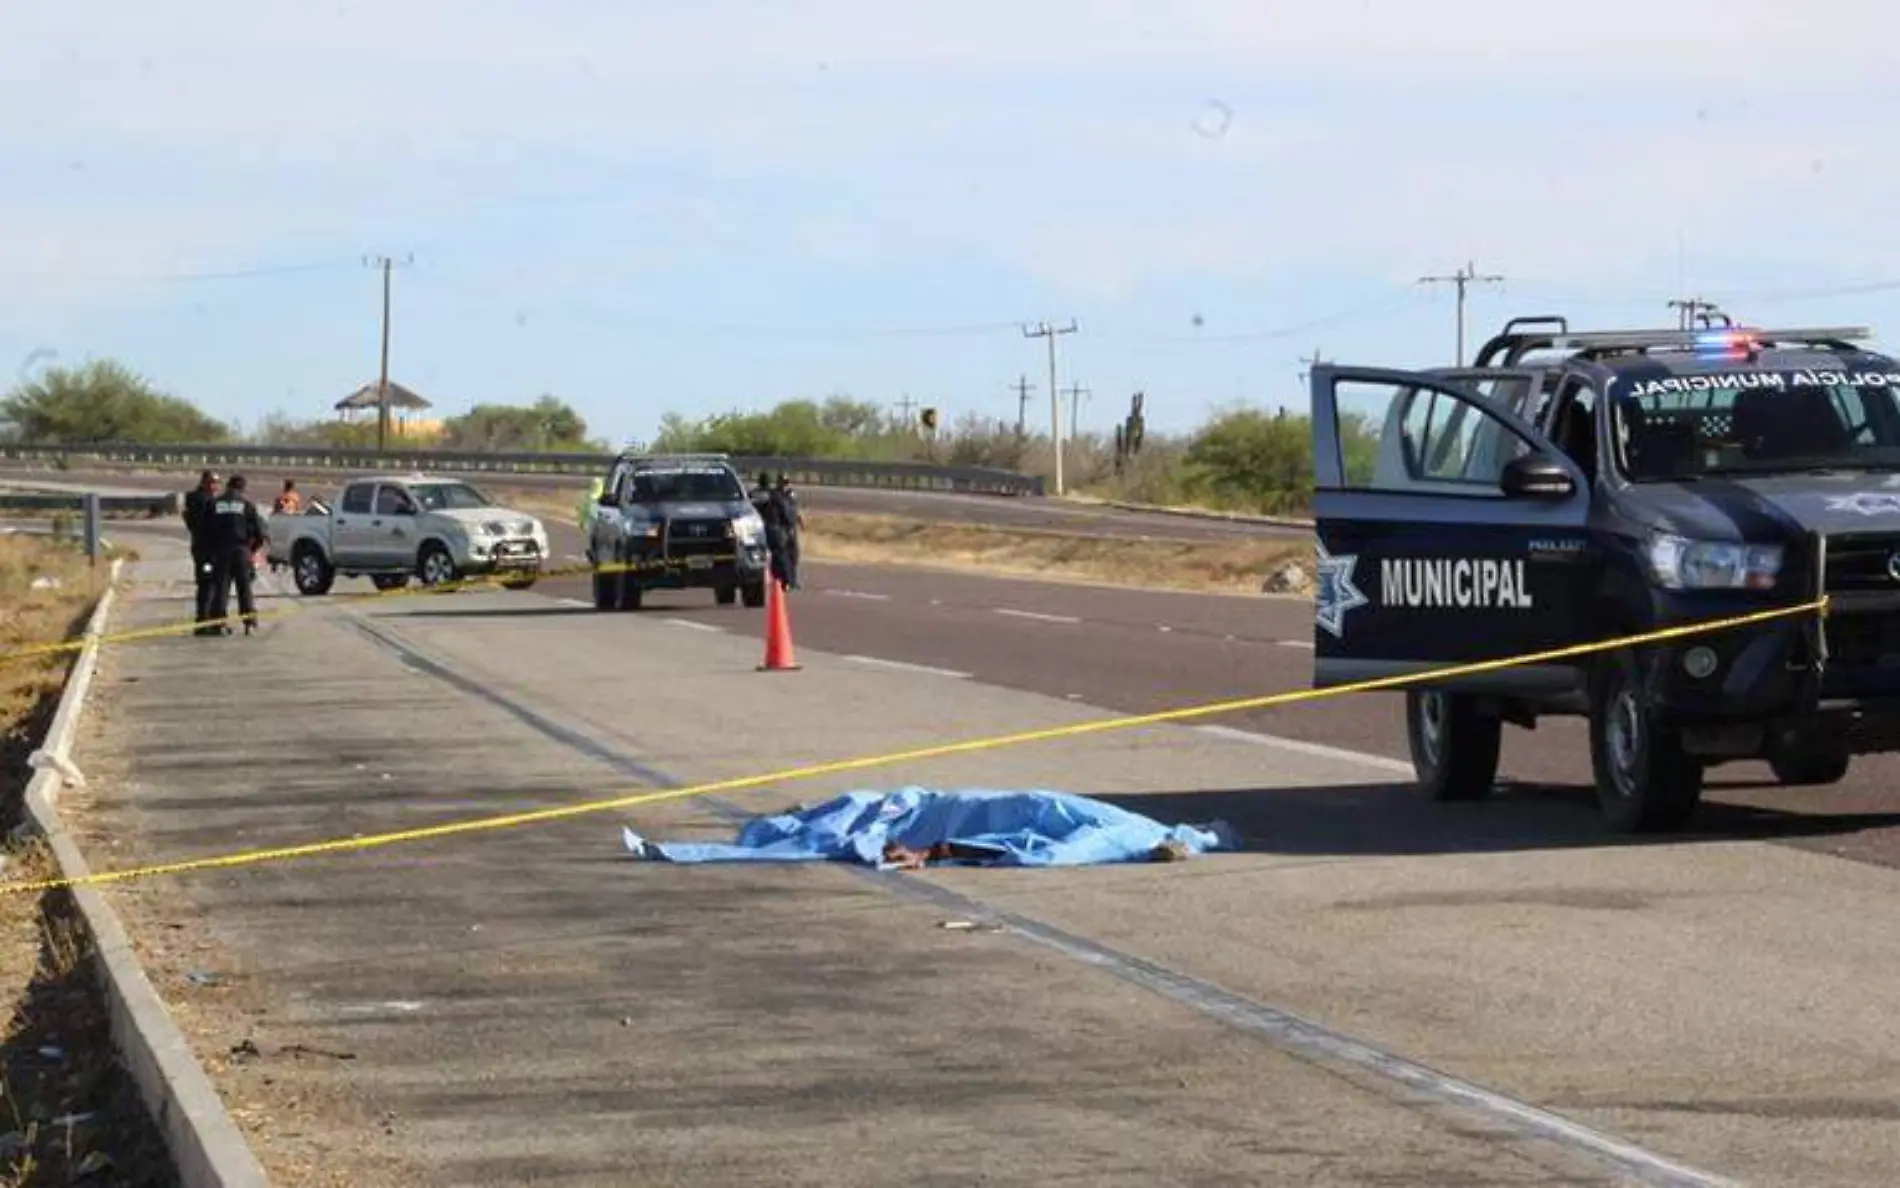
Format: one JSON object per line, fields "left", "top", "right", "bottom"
{"left": 1645, "top": 533, "right": 1782, "bottom": 591}
{"left": 734, "top": 512, "right": 765, "bottom": 545}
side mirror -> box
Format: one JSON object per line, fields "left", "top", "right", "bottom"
{"left": 1499, "top": 452, "right": 1577, "bottom": 500}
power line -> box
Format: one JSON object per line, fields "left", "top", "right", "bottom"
{"left": 1011, "top": 374, "right": 1036, "bottom": 437}
{"left": 1022, "top": 320, "right": 1079, "bottom": 495}
{"left": 1667, "top": 296, "right": 1727, "bottom": 329}
{"left": 1061, "top": 383, "right": 1091, "bottom": 439}
{"left": 364, "top": 253, "right": 414, "bottom": 451}
{"left": 1418, "top": 261, "right": 1505, "bottom": 365}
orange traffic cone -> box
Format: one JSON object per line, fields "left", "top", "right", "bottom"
{"left": 758, "top": 577, "right": 800, "bottom": 672}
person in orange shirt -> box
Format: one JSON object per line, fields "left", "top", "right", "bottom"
{"left": 272, "top": 479, "right": 302, "bottom": 514}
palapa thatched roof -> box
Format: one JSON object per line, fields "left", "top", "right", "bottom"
{"left": 334, "top": 381, "right": 433, "bottom": 413}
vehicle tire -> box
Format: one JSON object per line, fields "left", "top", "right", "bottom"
{"left": 1589, "top": 648, "right": 1703, "bottom": 833}
{"left": 501, "top": 577, "right": 537, "bottom": 591}
{"left": 614, "top": 562, "right": 644, "bottom": 611}
{"left": 372, "top": 574, "right": 408, "bottom": 592}
{"left": 741, "top": 581, "right": 767, "bottom": 609}
{"left": 714, "top": 583, "right": 737, "bottom": 606}
{"left": 592, "top": 570, "right": 616, "bottom": 611}
{"left": 291, "top": 543, "right": 334, "bottom": 597}
{"left": 418, "top": 542, "right": 458, "bottom": 589}
{"left": 1405, "top": 690, "right": 1502, "bottom": 801}
{"left": 1769, "top": 748, "right": 1851, "bottom": 787}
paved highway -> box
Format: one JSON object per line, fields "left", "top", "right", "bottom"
{"left": 515, "top": 517, "right": 1900, "bottom": 873}
{"left": 62, "top": 526, "right": 1900, "bottom": 1185}
{"left": 0, "top": 464, "right": 1306, "bottom": 541}
{"left": 74, "top": 510, "right": 1900, "bottom": 869}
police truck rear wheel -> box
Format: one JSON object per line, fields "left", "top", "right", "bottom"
{"left": 592, "top": 571, "right": 615, "bottom": 610}
{"left": 1768, "top": 748, "right": 1851, "bottom": 787}
{"left": 1589, "top": 649, "right": 1703, "bottom": 833}
{"left": 1405, "top": 690, "right": 1501, "bottom": 801}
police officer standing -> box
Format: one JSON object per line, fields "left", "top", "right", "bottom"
{"left": 182, "top": 469, "right": 221, "bottom": 636}
{"left": 206, "top": 474, "right": 267, "bottom": 636}
{"left": 769, "top": 474, "right": 805, "bottom": 591}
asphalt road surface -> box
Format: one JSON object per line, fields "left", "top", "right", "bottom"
{"left": 64, "top": 531, "right": 1900, "bottom": 1185}
{"left": 0, "top": 465, "right": 1304, "bottom": 541}
{"left": 69, "top": 510, "right": 1900, "bottom": 870}
{"left": 511, "top": 517, "right": 1900, "bottom": 873}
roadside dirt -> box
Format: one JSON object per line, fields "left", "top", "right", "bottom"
{"left": 48, "top": 582, "right": 426, "bottom": 1187}
{"left": 0, "top": 537, "right": 171, "bottom": 1187}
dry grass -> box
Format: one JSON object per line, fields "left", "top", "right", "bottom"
{"left": 803, "top": 512, "right": 1312, "bottom": 595}
{"left": 0, "top": 535, "right": 171, "bottom": 1186}
{"left": 497, "top": 488, "right": 1315, "bottom": 596}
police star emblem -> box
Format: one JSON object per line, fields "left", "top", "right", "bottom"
{"left": 1313, "top": 541, "right": 1368, "bottom": 639}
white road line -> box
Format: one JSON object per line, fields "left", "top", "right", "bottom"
{"left": 557, "top": 597, "right": 592, "bottom": 608}
{"left": 825, "top": 589, "right": 891, "bottom": 601}
{"left": 663, "top": 618, "right": 724, "bottom": 633}
{"left": 1194, "top": 724, "right": 1413, "bottom": 776}
{"left": 994, "top": 608, "right": 1082, "bottom": 625}
{"left": 1277, "top": 639, "right": 1315, "bottom": 650}
{"left": 844, "top": 655, "right": 971, "bottom": 679}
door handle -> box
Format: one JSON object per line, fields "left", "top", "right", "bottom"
{"left": 337, "top": 519, "right": 349, "bottom": 526}
{"left": 371, "top": 519, "right": 383, "bottom": 527}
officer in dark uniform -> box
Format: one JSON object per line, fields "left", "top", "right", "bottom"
{"left": 182, "top": 469, "right": 221, "bottom": 636}
{"left": 768, "top": 474, "right": 805, "bottom": 591}
{"left": 205, "top": 474, "right": 267, "bottom": 636}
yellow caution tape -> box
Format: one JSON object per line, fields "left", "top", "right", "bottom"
{"left": 0, "top": 595, "right": 1827, "bottom": 897}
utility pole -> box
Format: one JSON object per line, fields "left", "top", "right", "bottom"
{"left": 1062, "top": 383, "right": 1091, "bottom": 440}
{"left": 894, "top": 393, "right": 918, "bottom": 428}
{"left": 1417, "top": 261, "right": 1503, "bottom": 366}
{"left": 1297, "top": 348, "right": 1328, "bottom": 384}
{"left": 1022, "top": 320, "right": 1078, "bottom": 494}
{"left": 364, "top": 253, "right": 413, "bottom": 450}
{"left": 1667, "top": 297, "right": 1725, "bottom": 330}
{"left": 1011, "top": 374, "right": 1035, "bottom": 437}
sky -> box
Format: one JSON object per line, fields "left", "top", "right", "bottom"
{"left": 6, "top": 0, "right": 1900, "bottom": 445}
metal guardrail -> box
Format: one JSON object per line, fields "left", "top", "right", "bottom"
{"left": 0, "top": 442, "right": 1047, "bottom": 497}
{"left": 0, "top": 491, "right": 177, "bottom": 516}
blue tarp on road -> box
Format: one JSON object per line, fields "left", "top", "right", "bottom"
{"left": 621, "top": 787, "right": 1237, "bottom": 869}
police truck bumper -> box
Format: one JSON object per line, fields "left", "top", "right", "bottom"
{"left": 1642, "top": 593, "right": 1900, "bottom": 757}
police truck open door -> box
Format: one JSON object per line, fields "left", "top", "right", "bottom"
{"left": 1307, "top": 364, "right": 1597, "bottom": 699}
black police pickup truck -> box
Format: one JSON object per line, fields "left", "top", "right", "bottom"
{"left": 1308, "top": 317, "right": 1900, "bottom": 832}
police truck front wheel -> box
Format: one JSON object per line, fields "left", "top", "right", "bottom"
{"left": 418, "top": 543, "right": 458, "bottom": 589}
{"left": 1405, "top": 690, "right": 1501, "bottom": 801}
{"left": 291, "top": 544, "right": 334, "bottom": 597}
{"left": 741, "top": 580, "right": 766, "bottom": 609}
{"left": 1589, "top": 648, "right": 1703, "bottom": 833}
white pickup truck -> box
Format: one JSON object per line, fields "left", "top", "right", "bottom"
{"left": 267, "top": 473, "right": 551, "bottom": 596}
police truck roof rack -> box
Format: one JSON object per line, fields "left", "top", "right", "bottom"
{"left": 1473, "top": 323, "right": 1872, "bottom": 368}
{"left": 618, "top": 451, "right": 733, "bottom": 465}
